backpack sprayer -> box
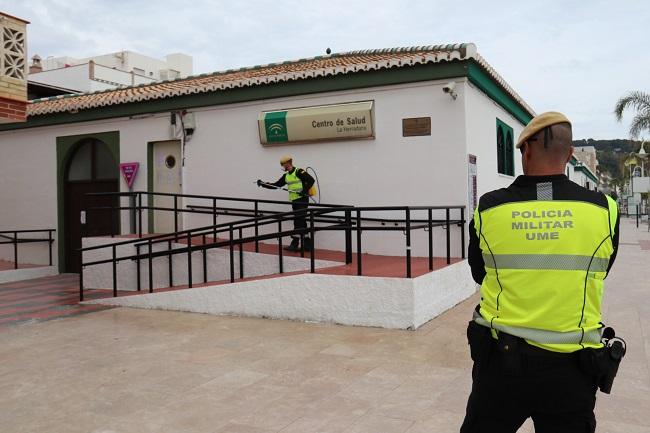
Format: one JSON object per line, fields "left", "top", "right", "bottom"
{"left": 306, "top": 166, "right": 321, "bottom": 204}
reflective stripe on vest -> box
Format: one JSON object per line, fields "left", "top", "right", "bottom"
{"left": 284, "top": 169, "right": 303, "bottom": 201}
{"left": 472, "top": 310, "right": 602, "bottom": 345}
{"left": 482, "top": 253, "right": 610, "bottom": 272}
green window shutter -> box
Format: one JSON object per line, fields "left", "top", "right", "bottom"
{"left": 496, "top": 123, "right": 505, "bottom": 174}
{"left": 496, "top": 118, "right": 514, "bottom": 176}
{"left": 505, "top": 129, "right": 514, "bottom": 176}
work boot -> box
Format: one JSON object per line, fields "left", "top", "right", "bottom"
{"left": 284, "top": 237, "right": 300, "bottom": 251}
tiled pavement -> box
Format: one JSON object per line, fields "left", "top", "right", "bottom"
{"left": 0, "top": 274, "right": 113, "bottom": 326}
{"left": 0, "top": 218, "right": 648, "bottom": 433}
{"left": 1, "top": 235, "right": 461, "bottom": 326}
{"left": 0, "top": 251, "right": 459, "bottom": 326}
{"left": 0, "top": 259, "right": 42, "bottom": 271}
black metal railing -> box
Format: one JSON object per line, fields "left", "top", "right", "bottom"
{"left": 81, "top": 190, "right": 350, "bottom": 238}
{"left": 0, "top": 229, "right": 55, "bottom": 269}
{"left": 620, "top": 203, "right": 649, "bottom": 229}
{"left": 78, "top": 191, "right": 465, "bottom": 301}
{"left": 632, "top": 204, "right": 650, "bottom": 230}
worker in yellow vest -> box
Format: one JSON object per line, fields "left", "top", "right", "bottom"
{"left": 258, "top": 155, "right": 315, "bottom": 251}
{"left": 460, "top": 112, "right": 623, "bottom": 433}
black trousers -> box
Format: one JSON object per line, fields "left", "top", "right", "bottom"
{"left": 460, "top": 322, "right": 597, "bottom": 433}
{"left": 291, "top": 196, "right": 309, "bottom": 240}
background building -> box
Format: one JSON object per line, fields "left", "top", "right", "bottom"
{"left": 27, "top": 50, "right": 193, "bottom": 95}
{"left": 573, "top": 145, "right": 598, "bottom": 174}
{"left": 566, "top": 155, "right": 599, "bottom": 191}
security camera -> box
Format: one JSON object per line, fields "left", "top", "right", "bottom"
{"left": 442, "top": 81, "right": 457, "bottom": 100}
{"left": 442, "top": 81, "right": 456, "bottom": 93}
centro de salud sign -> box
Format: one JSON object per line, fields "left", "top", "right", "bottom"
{"left": 258, "top": 101, "right": 375, "bottom": 145}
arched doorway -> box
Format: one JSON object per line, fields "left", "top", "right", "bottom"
{"left": 64, "top": 138, "right": 119, "bottom": 272}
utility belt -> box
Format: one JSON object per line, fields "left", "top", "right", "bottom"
{"left": 467, "top": 312, "right": 626, "bottom": 394}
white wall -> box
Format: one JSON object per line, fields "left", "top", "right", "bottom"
{"left": 571, "top": 166, "right": 586, "bottom": 187}
{"left": 92, "top": 64, "right": 156, "bottom": 86}
{"left": 462, "top": 81, "right": 527, "bottom": 252}
{"left": 0, "top": 77, "right": 520, "bottom": 265}
{"left": 0, "top": 127, "right": 58, "bottom": 265}
{"left": 0, "top": 266, "right": 58, "bottom": 283}
{"left": 82, "top": 51, "right": 193, "bottom": 79}
{"left": 464, "top": 81, "right": 526, "bottom": 202}
{"left": 185, "top": 81, "right": 466, "bottom": 206}
{"left": 30, "top": 63, "right": 157, "bottom": 93}
{"left": 165, "top": 53, "right": 193, "bottom": 77}
{"left": 41, "top": 56, "right": 77, "bottom": 70}
{"left": 182, "top": 80, "right": 468, "bottom": 257}
{"left": 571, "top": 167, "right": 599, "bottom": 191}
{"left": 0, "top": 115, "right": 170, "bottom": 265}
{"left": 37, "top": 51, "right": 193, "bottom": 86}
{"left": 29, "top": 65, "right": 91, "bottom": 92}
{"left": 85, "top": 259, "right": 477, "bottom": 330}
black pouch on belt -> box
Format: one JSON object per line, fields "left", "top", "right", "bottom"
{"left": 578, "top": 347, "right": 609, "bottom": 379}
{"left": 496, "top": 332, "right": 524, "bottom": 376}
{"left": 579, "top": 340, "right": 626, "bottom": 394}
{"left": 466, "top": 320, "right": 493, "bottom": 367}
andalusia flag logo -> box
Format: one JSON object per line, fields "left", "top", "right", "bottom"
{"left": 264, "top": 111, "right": 288, "bottom": 143}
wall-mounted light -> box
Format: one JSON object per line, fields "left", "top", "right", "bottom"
{"left": 182, "top": 111, "right": 196, "bottom": 138}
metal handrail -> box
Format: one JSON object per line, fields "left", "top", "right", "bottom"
{"left": 78, "top": 191, "right": 466, "bottom": 301}
{"left": 87, "top": 190, "right": 349, "bottom": 208}
{"left": 0, "top": 229, "right": 55, "bottom": 269}
{"left": 79, "top": 206, "right": 348, "bottom": 253}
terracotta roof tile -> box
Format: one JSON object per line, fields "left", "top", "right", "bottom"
{"left": 28, "top": 44, "right": 534, "bottom": 117}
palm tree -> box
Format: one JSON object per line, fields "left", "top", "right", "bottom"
{"left": 614, "top": 91, "right": 650, "bottom": 139}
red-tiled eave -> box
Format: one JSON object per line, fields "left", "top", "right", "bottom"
{"left": 27, "top": 43, "right": 534, "bottom": 118}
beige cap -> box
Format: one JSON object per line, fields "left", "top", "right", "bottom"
{"left": 516, "top": 112, "right": 571, "bottom": 148}
{"left": 279, "top": 155, "right": 293, "bottom": 164}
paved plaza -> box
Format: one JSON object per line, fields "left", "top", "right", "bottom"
{"left": 0, "top": 219, "right": 648, "bottom": 433}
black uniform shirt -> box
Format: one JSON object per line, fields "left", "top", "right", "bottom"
{"left": 268, "top": 167, "right": 315, "bottom": 194}
{"left": 468, "top": 174, "right": 620, "bottom": 285}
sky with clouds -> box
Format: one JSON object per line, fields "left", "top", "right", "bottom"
{"left": 2, "top": 0, "right": 648, "bottom": 139}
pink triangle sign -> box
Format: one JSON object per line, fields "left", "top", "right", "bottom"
{"left": 119, "top": 162, "right": 140, "bottom": 189}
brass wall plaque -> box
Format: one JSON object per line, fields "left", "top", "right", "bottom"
{"left": 402, "top": 117, "right": 431, "bottom": 137}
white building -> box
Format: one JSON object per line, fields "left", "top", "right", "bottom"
{"left": 566, "top": 155, "right": 599, "bottom": 191}
{"left": 0, "top": 43, "right": 536, "bottom": 272}
{"left": 28, "top": 50, "right": 193, "bottom": 93}
{"left": 573, "top": 145, "right": 598, "bottom": 175}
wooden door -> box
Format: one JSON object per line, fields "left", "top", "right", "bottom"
{"left": 65, "top": 180, "right": 118, "bottom": 272}
{"left": 64, "top": 139, "right": 119, "bottom": 273}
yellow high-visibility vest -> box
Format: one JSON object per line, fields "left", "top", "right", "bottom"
{"left": 474, "top": 194, "right": 618, "bottom": 352}
{"left": 284, "top": 169, "right": 304, "bottom": 202}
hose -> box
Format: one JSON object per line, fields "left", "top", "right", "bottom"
{"left": 306, "top": 166, "right": 321, "bottom": 204}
